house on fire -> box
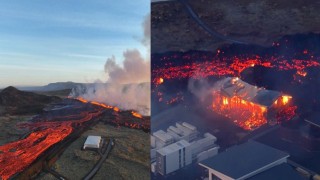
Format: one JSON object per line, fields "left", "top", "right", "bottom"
{"left": 212, "top": 77, "right": 292, "bottom": 130}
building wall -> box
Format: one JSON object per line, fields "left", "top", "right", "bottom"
{"left": 165, "top": 150, "right": 180, "bottom": 174}
{"left": 156, "top": 151, "right": 166, "bottom": 175}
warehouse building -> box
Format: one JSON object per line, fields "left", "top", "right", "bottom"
{"left": 198, "top": 141, "right": 304, "bottom": 180}
{"left": 151, "top": 122, "right": 219, "bottom": 175}
{"left": 156, "top": 140, "right": 192, "bottom": 175}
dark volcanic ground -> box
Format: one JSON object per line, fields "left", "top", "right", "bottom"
{"left": 152, "top": 0, "right": 320, "bottom": 53}
{"left": 0, "top": 88, "right": 150, "bottom": 179}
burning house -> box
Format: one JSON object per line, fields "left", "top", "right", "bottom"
{"left": 212, "top": 77, "right": 293, "bottom": 130}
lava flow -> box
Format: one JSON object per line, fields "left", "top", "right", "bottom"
{"left": 75, "top": 97, "right": 142, "bottom": 119}
{"left": 0, "top": 109, "right": 102, "bottom": 180}
{"left": 74, "top": 97, "right": 148, "bottom": 130}
{"left": 0, "top": 96, "right": 146, "bottom": 179}
{"left": 152, "top": 56, "right": 320, "bottom": 85}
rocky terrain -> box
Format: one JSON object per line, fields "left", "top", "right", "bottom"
{"left": 0, "top": 86, "right": 60, "bottom": 115}
{"left": 0, "top": 87, "right": 150, "bottom": 179}
{"left": 37, "top": 123, "right": 150, "bottom": 180}
{"left": 152, "top": 0, "right": 320, "bottom": 53}
{"left": 0, "top": 115, "right": 31, "bottom": 146}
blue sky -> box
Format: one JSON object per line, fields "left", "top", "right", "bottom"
{"left": 0, "top": 0, "right": 149, "bottom": 88}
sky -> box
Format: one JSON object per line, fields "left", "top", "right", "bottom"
{"left": 0, "top": 0, "right": 150, "bottom": 88}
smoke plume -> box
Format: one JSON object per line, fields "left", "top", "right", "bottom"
{"left": 70, "top": 14, "right": 151, "bottom": 115}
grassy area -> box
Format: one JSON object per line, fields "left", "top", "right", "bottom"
{"left": 37, "top": 123, "right": 150, "bottom": 180}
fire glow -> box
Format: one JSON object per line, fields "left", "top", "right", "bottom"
{"left": 0, "top": 110, "right": 102, "bottom": 180}
{"left": 210, "top": 78, "right": 294, "bottom": 130}
{"left": 152, "top": 56, "right": 320, "bottom": 85}
{"left": 75, "top": 97, "right": 144, "bottom": 118}
{"left": 212, "top": 93, "right": 267, "bottom": 130}
{"left": 0, "top": 97, "right": 147, "bottom": 179}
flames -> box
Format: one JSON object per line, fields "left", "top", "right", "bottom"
{"left": 211, "top": 89, "right": 293, "bottom": 130}
{"left": 281, "top": 95, "right": 292, "bottom": 105}
{"left": 212, "top": 92, "right": 268, "bottom": 130}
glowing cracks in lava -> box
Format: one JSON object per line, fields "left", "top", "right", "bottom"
{"left": 90, "top": 101, "right": 113, "bottom": 109}
{"left": 152, "top": 54, "right": 320, "bottom": 84}
{"left": 131, "top": 111, "right": 143, "bottom": 118}
{"left": 75, "top": 97, "right": 143, "bottom": 119}
{"left": 297, "top": 70, "right": 307, "bottom": 77}
{"left": 77, "top": 97, "right": 88, "bottom": 103}
{"left": 75, "top": 97, "right": 119, "bottom": 112}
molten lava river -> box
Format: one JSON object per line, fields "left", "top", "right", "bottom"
{"left": 0, "top": 98, "right": 145, "bottom": 179}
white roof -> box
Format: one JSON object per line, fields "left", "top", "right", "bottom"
{"left": 157, "top": 140, "right": 190, "bottom": 156}
{"left": 153, "top": 130, "right": 174, "bottom": 143}
{"left": 182, "top": 122, "right": 197, "bottom": 131}
{"left": 83, "top": 135, "right": 101, "bottom": 149}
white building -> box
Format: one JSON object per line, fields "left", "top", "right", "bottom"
{"left": 156, "top": 140, "right": 192, "bottom": 175}
{"left": 199, "top": 141, "right": 291, "bottom": 180}
{"left": 151, "top": 122, "right": 219, "bottom": 175}
{"left": 83, "top": 135, "right": 101, "bottom": 150}
{"left": 153, "top": 130, "right": 175, "bottom": 148}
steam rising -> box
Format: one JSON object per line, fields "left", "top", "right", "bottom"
{"left": 104, "top": 49, "right": 150, "bottom": 84}
{"left": 70, "top": 14, "right": 150, "bottom": 115}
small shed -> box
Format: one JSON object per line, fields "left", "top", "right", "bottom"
{"left": 83, "top": 135, "right": 102, "bottom": 150}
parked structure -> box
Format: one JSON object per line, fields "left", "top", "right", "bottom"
{"left": 83, "top": 135, "right": 102, "bottom": 150}
{"left": 151, "top": 122, "right": 219, "bottom": 175}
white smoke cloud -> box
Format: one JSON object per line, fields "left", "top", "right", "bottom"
{"left": 104, "top": 49, "right": 150, "bottom": 84}
{"left": 71, "top": 14, "right": 151, "bottom": 116}
{"left": 188, "top": 78, "right": 214, "bottom": 103}
{"left": 104, "top": 13, "right": 150, "bottom": 84}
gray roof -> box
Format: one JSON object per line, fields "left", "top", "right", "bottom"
{"left": 157, "top": 140, "right": 190, "bottom": 156}
{"left": 252, "top": 90, "right": 281, "bottom": 107}
{"left": 248, "top": 163, "right": 305, "bottom": 180}
{"left": 219, "top": 77, "right": 281, "bottom": 107}
{"left": 199, "top": 141, "right": 289, "bottom": 179}
{"left": 305, "top": 112, "right": 320, "bottom": 128}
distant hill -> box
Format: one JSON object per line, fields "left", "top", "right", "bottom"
{"left": 0, "top": 86, "right": 61, "bottom": 115}
{"left": 17, "top": 82, "right": 89, "bottom": 92}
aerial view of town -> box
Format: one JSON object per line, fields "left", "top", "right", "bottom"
{"left": 151, "top": 0, "right": 320, "bottom": 179}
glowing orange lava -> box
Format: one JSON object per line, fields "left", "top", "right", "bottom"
{"left": 0, "top": 111, "right": 102, "bottom": 179}
{"left": 152, "top": 56, "right": 320, "bottom": 84}
{"left": 212, "top": 93, "right": 268, "bottom": 130}
{"left": 75, "top": 97, "right": 118, "bottom": 111}
{"left": 131, "top": 111, "right": 143, "bottom": 118}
